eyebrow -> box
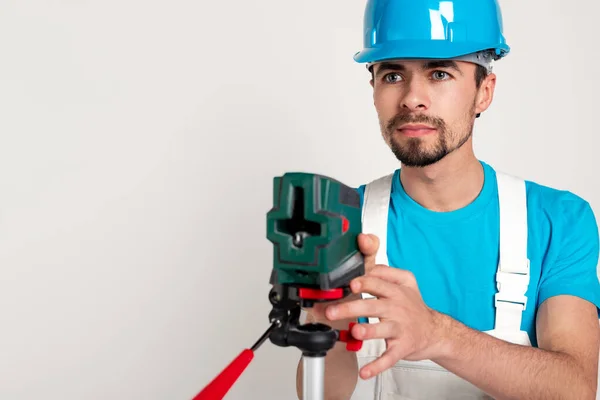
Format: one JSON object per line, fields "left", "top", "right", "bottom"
{"left": 375, "top": 60, "right": 463, "bottom": 77}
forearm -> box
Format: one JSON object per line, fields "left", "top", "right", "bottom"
{"left": 432, "top": 313, "right": 596, "bottom": 400}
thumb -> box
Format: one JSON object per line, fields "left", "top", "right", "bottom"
{"left": 358, "top": 233, "right": 379, "bottom": 272}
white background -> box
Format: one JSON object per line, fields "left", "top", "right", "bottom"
{"left": 0, "top": 1, "right": 598, "bottom": 399}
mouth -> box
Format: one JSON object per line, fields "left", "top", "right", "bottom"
{"left": 396, "top": 124, "right": 437, "bottom": 137}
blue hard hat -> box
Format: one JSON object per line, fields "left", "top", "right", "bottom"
{"left": 354, "top": 0, "right": 510, "bottom": 66}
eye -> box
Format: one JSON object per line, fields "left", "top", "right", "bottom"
{"left": 432, "top": 71, "right": 451, "bottom": 80}
{"left": 383, "top": 73, "right": 403, "bottom": 84}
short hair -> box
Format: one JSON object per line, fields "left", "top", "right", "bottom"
{"left": 474, "top": 64, "right": 489, "bottom": 88}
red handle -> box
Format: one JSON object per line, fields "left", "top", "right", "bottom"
{"left": 192, "top": 349, "right": 254, "bottom": 400}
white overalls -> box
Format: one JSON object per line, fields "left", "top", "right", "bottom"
{"left": 350, "top": 171, "right": 532, "bottom": 400}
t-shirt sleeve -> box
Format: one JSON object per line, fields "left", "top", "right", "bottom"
{"left": 537, "top": 196, "right": 600, "bottom": 314}
{"left": 355, "top": 184, "right": 366, "bottom": 209}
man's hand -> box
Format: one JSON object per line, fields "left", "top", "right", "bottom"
{"left": 322, "top": 254, "right": 600, "bottom": 400}
{"left": 324, "top": 263, "right": 446, "bottom": 379}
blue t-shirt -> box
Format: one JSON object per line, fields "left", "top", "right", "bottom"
{"left": 355, "top": 160, "right": 600, "bottom": 347}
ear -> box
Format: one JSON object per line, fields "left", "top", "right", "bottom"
{"left": 475, "top": 73, "right": 496, "bottom": 115}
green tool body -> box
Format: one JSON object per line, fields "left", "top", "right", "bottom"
{"left": 266, "top": 172, "right": 365, "bottom": 295}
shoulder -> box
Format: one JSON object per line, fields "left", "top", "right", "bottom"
{"left": 483, "top": 163, "right": 600, "bottom": 312}
{"left": 487, "top": 162, "right": 597, "bottom": 231}
{"left": 492, "top": 166, "right": 599, "bottom": 277}
{"left": 523, "top": 176, "right": 598, "bottom": 234}
{"left": 517, "top": 176, "right": 600, "bottom": 313}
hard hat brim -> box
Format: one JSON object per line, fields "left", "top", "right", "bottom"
{"left": 353, "top": 39, "right": 510, "bottom": 65}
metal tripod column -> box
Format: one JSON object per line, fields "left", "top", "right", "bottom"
{"left": 302, "top": 353, "right": 325, "bottom": 400}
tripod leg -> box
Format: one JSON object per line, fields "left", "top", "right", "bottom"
{"left": 302, "top": 354, "right": 325, "bottom": 400}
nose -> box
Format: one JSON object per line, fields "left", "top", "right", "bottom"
{"left": 400, "top": 79, "right": 430, "bottom": 112}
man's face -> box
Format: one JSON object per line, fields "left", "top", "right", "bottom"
{"left": 371, "top": 59, "right": 493, "bottom": 167}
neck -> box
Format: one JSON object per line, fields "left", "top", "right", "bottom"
{"left": 399, "top": 142, "right": 483, "bottom": 212}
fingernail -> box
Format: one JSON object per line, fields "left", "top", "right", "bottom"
{"left": 362, "top": 369, "right": 371, "bottom": 379}
{"left": 351, "top": 280, "right": 361, "bottom": 292}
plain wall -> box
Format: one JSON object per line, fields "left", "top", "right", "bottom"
{"left": 0, "top": 0, "right": 597, "bottom": 399}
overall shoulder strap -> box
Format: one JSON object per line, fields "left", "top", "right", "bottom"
{"left": 361, "top": 173, "right": 393, "bottom": 266}
{"left": 494, "top": 171, "right": 530, "bottom": 332}
{"left": 360, "top": 173, "right": 393, "bottom": 324}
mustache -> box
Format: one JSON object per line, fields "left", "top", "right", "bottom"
{"left": 385, "top": 113, "right": 446, "bottom": 133}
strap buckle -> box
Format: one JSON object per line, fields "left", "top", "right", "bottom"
{"left": 494, "top": 292, "right": 528, "bottom": 310}
{"left": 494, "top": 267, "right": 530, "bottom": 311}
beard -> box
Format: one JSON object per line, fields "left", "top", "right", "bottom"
{"left": 382, "top": 106, "right": 475, "bottom": 168}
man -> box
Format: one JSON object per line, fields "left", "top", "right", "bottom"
{"left": 296, "top": 0, "right": 600, "bottom": 399}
